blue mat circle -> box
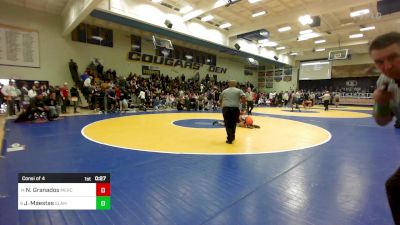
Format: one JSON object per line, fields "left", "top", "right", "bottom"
{"left": 173, "top": 119, "right": 223, "bottom": 128}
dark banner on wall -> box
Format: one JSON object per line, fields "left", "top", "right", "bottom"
{"left": 128, "top": 52, "right": 227, "bottom": 74}
{"left": 244, "top": 69, "right": 253, "bottom": 76}
{"left": 299, "top": 77, "right": 377, "bottom": 92}
{"left": 142, "top": 66, "right": 160, "bottom": 76}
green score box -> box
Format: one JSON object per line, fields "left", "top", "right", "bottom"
{"left": 96, "top": 196, "right": 111, "bottom": 210}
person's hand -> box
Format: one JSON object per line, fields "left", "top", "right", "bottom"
{"left": 373, "top": 86, "right": 393, "bottom": 105}
{"left": 373, "top": 84, "right": 394, "bottom": 125}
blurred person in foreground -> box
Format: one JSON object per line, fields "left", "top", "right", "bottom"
{"left": 370, "top": 32, "right": 400, "bottom": 225}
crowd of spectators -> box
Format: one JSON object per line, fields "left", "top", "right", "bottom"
{"left": 0, "top": 60, "right": 375, "bottom": 122}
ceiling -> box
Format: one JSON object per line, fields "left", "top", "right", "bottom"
{"left": 2, "top": 0, "right": 69, "bottom": 15}
{"left": 153, "top": 0, "right": 400, "bottom": 60}
{"left": 4, "top": 0, "right": 400, "bottom": 61}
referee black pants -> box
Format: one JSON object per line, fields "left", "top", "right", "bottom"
{"left": 246, "top": 101, "right": 254, "bottom": 115}
{"left": 323, "top": 100, "right": 329, "bottom": 111}
{"left": 223, "top": 107, "right": 240, "bottom": 142}
{"left": 6, "top": 99, "right": 16, "bottom": 116}
{"left": 387, "top": 166, "right": 400, "bottom": 225}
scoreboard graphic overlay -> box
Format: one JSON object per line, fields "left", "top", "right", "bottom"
{"left": 18, "top": 173, "right": 110, "bottom": 210}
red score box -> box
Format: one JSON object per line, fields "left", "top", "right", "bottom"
{"left": 96, "top": 183, "right": 110, "bottom": 196}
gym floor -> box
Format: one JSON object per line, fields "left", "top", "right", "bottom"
{"left": 0, "top": 105, "right": 399, "bottom": 225}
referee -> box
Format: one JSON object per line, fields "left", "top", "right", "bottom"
{"left": 219, "top": 80, "right": 246, "bottom": 144}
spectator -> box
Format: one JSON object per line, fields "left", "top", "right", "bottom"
{"left": 45, "top": 92, "right": 60, "bottom": 120}
{"left": 70, "top": 84, "right": 79, "bottom": 113}
{"left": 60, "top": 82, "right": 69, "bottom": 113}
{"left": 1, "top": 79, "right": 17, "bottom": 116}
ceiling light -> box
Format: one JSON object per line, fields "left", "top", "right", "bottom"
{"left": 179, "top": 6, "right": 193, "bottom": 14}
{"left": 201, "top": 15, "right": 214, "bottom": 22}
{"left": 349, "top": 33, "right": 363, "bottom": 39}
{"left": 276, "top": 46, "right": 286, "bottom": 50}
{"left": 314, "top": 39, "right": 326, "bottom": 44}
{"left": 298, "top": 33, "right": 320, "bottom": 41}
{"left": 249, "top": 0, "right": 261, "bottom": 3}
{"left": 91, "top": 36, "right": 103, "bottom": 41}
{"left": 360, "top": 26, "right": 375, "bottom": 31}
{"left": 259, "top": 31, "right": 269, "bottom": 36}
{"left": 315, "top": 48, "right": 326, "bottom": 52}
{"left": 302, "top": 61, "right": 330, "bottom": 66}
{"left": 278, "top": 26, "right": 291, "bottom": 32}
{"left": 183, "top": 9, "right": 203, "bottom": 21}
{"left": 290, "top": 52, "right": 298, "bottom": 55}
{"left": 261, "top": 41, "right": 278, "bottom": 47}
{"left": 252, "top": 11, "right": 266, "bottom": 17}
{"left": 258, "top": 39, "right": 269, "bottom": 44}
{"left": 215, "top": 0, "right": 226, "bottom": 7}
{"left": 299, "top": 29, "right": 313, "bottom": 35}
{"left": 152, "top": 0, "right": 162, "bottom": 3}
{"left": 131, "top": 44, "right": 140, "bottom": 49}
{"left": 248, "top": 58, "right": 259, "bottom": 65}
{"left": 298, "top": 14, "right": 313, "bottom": 25}
{"left": 219, "top": 23, "right": 232, "bottom": 29}
{"left": 350, "top": 9, "right": 370, "bottom": 17}
{"left": 341, "top": 22, "right": 355, "bottom": 27}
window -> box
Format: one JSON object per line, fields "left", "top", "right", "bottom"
{"left": 71, "top": 23, "right": 113, "bottom": 48}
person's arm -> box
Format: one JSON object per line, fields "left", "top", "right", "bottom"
{"left": 85, "top": 78, "right": 92, "bottom": 87}
{"left": 373, "top": 87, "right": 394, "bottom": 126}
{"left": 60, "top": 89, "right": 65, "bottom": 100}
{"left": 1, "top": 86, "right": 8, "bottom": 97}
{"left": 240, "top": 90, "right": 246, "bottom": 104}
{"left": 16, "top": 89, "right": 21, "bottom": 97}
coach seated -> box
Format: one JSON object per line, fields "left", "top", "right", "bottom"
{"left": 165, "top": 94, "right": 176, "bottom": 108}
{"left": 177, "top": 98, "right": 184, "bottom": 111}
{"left": 16, "top": 94, "right": 49, "bottom": 122}
{"left": 198, "top": 94, "right": 205, "bottom": 111}
{"left": 184, "top": 94, "right": 190, "bottom": 110}
{"left": 152, "top": 96, "right": 161, "bottom": 110}
{"left": 188, "top": 92, "right": 198, "bottom": 111}
{"left": 45, "top": 92, "right": 61, "bottom": 120}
